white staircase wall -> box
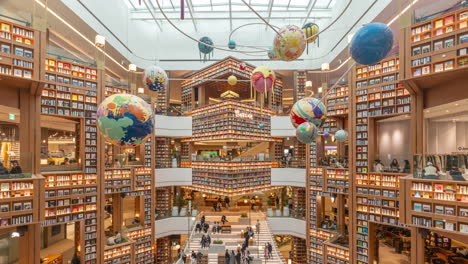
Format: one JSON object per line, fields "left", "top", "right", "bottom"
{"left": 155, "top": 216, "right": 196, "bottom": 239}
{"left": 155, "top": 168, "right": 192, "bottom": 187}
{"left": 267, "top": 217, "right": 306, "bottom": 239}
{"left": 155, "top": 115, "right": 192, "bottom": 137}
{"left": 271, "top": 168, "right": 306, "bottom": 187}
{"left": 271, "top": 116, "right": 296, "bottom": 137}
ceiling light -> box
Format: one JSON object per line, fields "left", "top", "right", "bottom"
{"left": 129, "top": 63, "right": 137, "bottom": 72}
{"left": 455, "top": 103, "right": 459, "bottom": 106}
{"left": 95, "top": 35, "right": 105, "bottom": 47}
{"left": 305, "top": 81, "right": 312, "bottom": 88}
{"left": 318, "top": 87, "right": 323, "bottom": 93}
{"left": 321, "top": 63, "right": 330, "bottom": 72}
{"left": 446, "top": 110, "right": 450, "bottom": 113}
{"left": 137, "top": 88, "right": 145, "bottom": 94}
{"left": 11, "top": 232, "right": 20, "bottom": 238}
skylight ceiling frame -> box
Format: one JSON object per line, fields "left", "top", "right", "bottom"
{"left": 265, "top": 0, "right": 275, "bottom": 30}
{"left": 185, "top": 0, "right": 198, "bottom": 31}
{"left": 303, "top": 0, "right": 318, "bottom": 24}
{"left": 142, "top": 0, "right": 162, "bottom": 30}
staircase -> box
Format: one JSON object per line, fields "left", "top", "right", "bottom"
{"left": 181, "top": 212, "right": 284, "bottom": 264}
{"left": 239, "top": 142, "right": 270, "bottom": 158}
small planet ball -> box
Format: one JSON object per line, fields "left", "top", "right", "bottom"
{"left": 323, "top": 132, "right": 330, "bottom": 138}
{"left": 251, "top": 66, "right": 276, "bottom": 93}
{"left": 227, "top": 75, "right": 237, "bottom": 86}
{"left": 267, "top": 48, "right": 278, "bottom": 60}
{"left": 302, "top": 22, "right": 319, "bottom": 43}
{"left": 259, "top": 123, "right": 264, "bottom": 128}
{"left": 96, "top": 94, "right": 154, "bottom": 147}
{"left": 296, "top": 122, "right": 318, "bottom": 144}
{"left": 273, "top": 25, "right": 307, "bottom": 61}
{"left": 335, "top": 129, "right": 348, "bottom": 142}
{"left": 350, "top": 23, "right": 394, "bottom": 65}
{"left": 290, "top": 97, "right": 327, "bottom": 128}
{"left": 239, "top": 62, "right": 247, "bottom": 71}
{"left": 143, "top": 65, "right": 168, "bottom": 92}
{"left": 228, "top": 40, "right": 236, "bottom": 49}
{"left": 199, "top": 36, "right": 214, "bottom": 54}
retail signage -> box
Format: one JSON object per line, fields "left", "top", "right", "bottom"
{"left": 234, "top": 109, "right": 253, "bottom": 120}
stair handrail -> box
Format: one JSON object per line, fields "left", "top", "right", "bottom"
{"left": 259, "top": 212, "right": 286, "bottom": 264}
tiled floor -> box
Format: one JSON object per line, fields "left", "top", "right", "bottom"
{"left": 40, "top": 223, "right": 75, "bottom": 263}
{"left": 378, "top": 242, "right": 411, "bottom": 264}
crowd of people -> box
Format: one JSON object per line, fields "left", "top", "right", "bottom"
{"left": 0, "top": 160, "right": 22, "bottom": 175}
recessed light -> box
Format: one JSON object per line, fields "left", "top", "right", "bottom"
{"left": 446, "top": 110, "right": 450, "bottom": 112}
{"left": 455, "top": 103, "right": 459, "bottom": 106}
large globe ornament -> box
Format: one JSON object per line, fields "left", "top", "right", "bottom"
{"left": 143, "top": 65, "right": 168, "bottom": 92}
{"left": 273, "top": 25, "right": 307, "bottom": 61}
{"left": 350, "top": 23, "right": 393, "bottom": 65}
{"left": 335, "top": 129, "right": 348, "bottom": 143}
{"left": 302, "top": 22, "right": 319, "bottom": 43}
{"left": 251, "top": 66, "right": 276, "bottom": 93}
{"left": 227, "top": 75, "right": 237, "bottom": 86}
{"left": 199, "top": 36, "right": 214, "bottom": 54}
{"left": 323, "top": 132, "right": 330, "bottom": 138}
{"left": 290, "top": 97, "right": 327, "bottom": 128}
{"left": 96, "top": 94, "right": 154, "bottom": 147}
{"left": 296, "top": 122, "right": 319, "bottom": 144}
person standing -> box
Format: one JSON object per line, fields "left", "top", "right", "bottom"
{"left": 225, "top": 249, "right": 231, "bottom": 264}
{"left": 246, "top": 251, "right": 252, "bottom": 264}
{"left": 224, "top": 196, "right": 230, "bottom": 208}
{"left": 190, "top": 251, "right": 197, "bottom": 264}
{"left": 264, "top": 243, "right": 269, "bottom": 259}
{"left": 255, "top": 220, "right": 260, "bottom": 235}
{"left": 235, "top": 250, "right": 241, "bottom": 264}
{"left": 229, "top": 250, "right": 235, "bottom": 264}
{"left": 207, "top": 234, "right": 211, "bottom": 248}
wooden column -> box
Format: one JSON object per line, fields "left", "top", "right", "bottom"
{"left": 112, "top": 193, "right": 123, "bottom": 233}
{"left": 336, "top": 194, "right": 346, "bottom": 234}
{"left": 410, "top": 227, "right": 425, "bottom": 264}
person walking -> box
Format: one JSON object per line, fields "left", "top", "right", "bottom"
{"left": 246, "top": 251, "right": 252, "bottom": 264}
{"left": 267, "top": 242, "right": 273, "bottom": 258}
{"left": 212, "top": 222, "right": 217, "bottom": 234}
{"left": 207, "top": 235, "right": 211, "bottom": 248}
{"left": 201, "top": 235, "right": 206, "bottom": 248}
{"left": 224, "top": 196, "right": 230, "bottom": 208}
{"left": 190, "top": 251, "right": 197, "bottom": 264}
{"left": 264, "top": 243, "right": 269, "bottom": 259}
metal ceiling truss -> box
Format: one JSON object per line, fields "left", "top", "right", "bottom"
{"left": 185, "top": 0, "right": 198, "bottom": 31}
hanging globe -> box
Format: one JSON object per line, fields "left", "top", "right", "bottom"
{"left": 350, "top": 23, "right": 393, "bottom": 65}
{"left": 251, "top": 66, "right": 276, "bottom": 93}
{"left": 199, "top": 36, "right": 214, "bottom": 62}
{"left": 227, "top": 75, "right": 237, "bottom": 86}
{"left": 143, "top": 65, "right": 168, "bottom": 92}
{"left": 273, "top": 25, "right": 307, "bottom": 61}
{"left": 239, "top": 62, "right": 247, "bottom": 71}
{"left": 302, "top": 22, "right": 319, "bottom": 43}
{"left": 267, "top": 47, "right": 278, "bottom": 60}
{"left": 335, "top": 129, "right": 348, "bottom": 143}
{"left": 290, "top": 97, "right": 327, "bottom": 128}
{"left": 259, "top": 123, "right": 264, "bottom": 128}
{"left": 228, "top": 40, "right": 236, "bottom": 49}
{"left": 323, "top": 131, "right": 330, "bottom": 138}
{"left": 296, "top": 122, "right": 319, "bottom": 144}
{"left": 96, "top": 94, "right": 154, "bottom": 147}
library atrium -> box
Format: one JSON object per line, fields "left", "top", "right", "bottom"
{"left": 0, "top": 0, "right": 468, "bottom": 263}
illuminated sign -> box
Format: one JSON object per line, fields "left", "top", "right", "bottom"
{"left": 234, "top": 109, "right": 253, "bottom": 120}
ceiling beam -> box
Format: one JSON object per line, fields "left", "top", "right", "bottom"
{"left": 265, "top": 0, "right": 274, "bottom": 30}
{"left": 167, "top": 0, "right": 176, "bottom": 10}
{"left": 326, "top": 0, "right": 333, "bottom": 8}
{"left": 131, "top": 15, "right": 332, "bottom": 21}
{"left": 142, "top": 0, "right": 163, "bottom": 30}
{"left": 302, "top": 0, "right": 318, "bottom": 24}
{"left": 185, "top": 0, "right": 198, "bottom": 31}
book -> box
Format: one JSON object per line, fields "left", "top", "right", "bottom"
{"left": 423, "top": 204, "right": 431, "bottom": 213}
{"left": 422, "top": 45, "right": 430, "bottom": 54}
{"left": 460, "top": 34, "right": 468, "bottom": 44}
{"left": 445, "top": 222, "right": 455, "bottom": 231}
{"left": 460, "top": 208, "right": 468, "bottom": 217}
{"left": 413, "top": 68, "right": 422, "bottom": 77}
{"left": 13, "top": 202, "right": 22, "bottom": 211}
{"left": 434, "top": 220, "right": 444, "bottom": 229}
{"left": 461, "top": 11, "right": 468, "bottom": 21}
{"left": 444, "top": 60, "right": 454, "bottom": 70}
{"left": 435, "top": 205, "right": 444, "bottom": 214}
{"left": 1, "top": 23, "right": 10, "bottom": 32}
{"left": 0, "top": 204, "right": 9, "bottom": 212}
{"left": 445, "top": 207, "right": 455, "bottom": 215}
{"left": 434, "top": 41, "right": 443, "bottom": 51}
{"left": 461, "top": 21, "right": 468, "bottom": 29}
{"left": 446, "top": 25, "right": 454, "bottom": 33}
{"left": 422, "top": 66, "right": 431, "bottom": 75}
{"left": 0, "top": 183, "right": 9, "bottom": 191}
{"left": 445, "top": 38, "right": 454, "bottom": 48}
{"left": 435, "top": 19, "right": 443, "bottom": 28}
{"left": 434, "top": 63, "right": 444, "bottom": 72}
{"left": 412, "top": 47, "right": 421, "bottom": 56}
{"left": 0, "top": 44, "right": 10, "bottom": 54}
{"left": 444, "top": 16, "right": 454, "bottom": 25}
{"left": 435, "top": 184, "right": 443, "bottom": 192}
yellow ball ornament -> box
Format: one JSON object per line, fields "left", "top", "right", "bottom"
{"left": 227, "top": 75, "right": 237, "bottom": 86}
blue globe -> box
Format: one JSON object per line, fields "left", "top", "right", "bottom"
{"left": 228, "top": 40, "right": 236, "bottom": 49}
{"left": 199, "top": 37, "right": 214, "bottom": 54}
{"left": 335, "top": 129, "right": 348, "bottom": 143}
{"left": 350, "top": 23, "right": 393, "bottom": 65}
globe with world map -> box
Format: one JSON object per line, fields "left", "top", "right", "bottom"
{"left": 96, "top": 94, "right": 154, "bottom": 147}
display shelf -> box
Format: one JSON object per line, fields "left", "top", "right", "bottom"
{"left": 324, "top": 168, "right": 349, "bottom": 194}
{"left": 155, "top": 187, "right": 171, "bottom": 218}
{"left": 104, "top": 168, "right": 132, "bottom": 194}
{"left": 155, "top": 137, "right": 171, "bottom": 168}
{"left": 405, "top": 178, "right": 468, "bottom": 234}
{"left": 325, "top": 243, "right": 350, "bottom": 264}
{"left": 192, "top": 161, "right": 271, "bottom": 196}
{"left": 326, "top": 85, "right": 349, "bottom": 117}
{"left": 155, "top": 237, "right": 170, "bottom": 264}
{"left": 127, "top": 227, "right": 154, "bottom": 264}
{"left": 42, "top": 172, "right": 98, "bottom": 226}
{"left": 291, "top": 237, "right": 307, "bottom": 264}
{"left": 0, "top": 175, "right": 43, "bottom": 228}
{"left": 294, "top": 70, "right": 307, "bottom": 101}
{"left": 189, "top": 100, "right": 273, "bottom": 142}
{"left": 407, "top": 8, "right": 468, "bottom": 78}
{"left": 292, "top": 187, "right": 306, "bottom": 218}
{"left": 134, "top": 167, "right": 152, "bottom": 191}
{"left": 103, "top": 240, "right": 134, "bottom": 264}
{"left": 0, "top": 19, "right": 40, "bottom": 81}
{"left": 104, "top": 85, "right": 130, "bottom": 96}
